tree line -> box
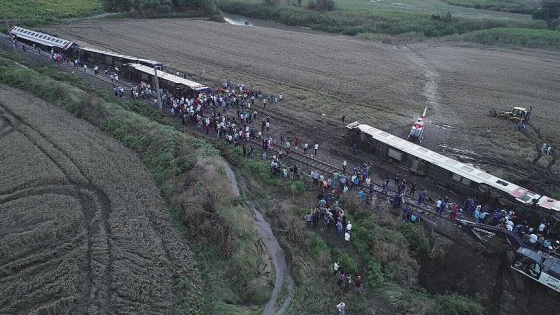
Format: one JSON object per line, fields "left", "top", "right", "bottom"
{"left": 102, "top": 0, "right": 219, "bottom": 15}
{"left": 532, "top": 0, "right": 560, "bottom": 29}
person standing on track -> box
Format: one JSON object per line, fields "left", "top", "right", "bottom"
{"left": 314, "top": 143, "right": 319, "bottom": 155}
{"left": 409, "top": 182, "right": 416, "bottom": 196}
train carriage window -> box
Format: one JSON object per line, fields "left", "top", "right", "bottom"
{"left": 461, "top": 178, "right": 472, "bottom": 186}
{"left": 445, "top": 159, "right": 458, "bottom": 165}
{"left": 461, "top": 165, "right": 474, "bottom": 172}
{"left": 477, "top": 173, "right": 491, "bottom": 179}
{"left": 388, "top": 148, "right": 403, "bottom": 161}
{"left": 452, "top": 174, "right": 462, "bottom": 182}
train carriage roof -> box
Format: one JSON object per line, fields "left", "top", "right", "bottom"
{"left": 10, "top": 26, "right": 76, "bottom": 50}
{"left": 127, "top": 63, "right": 211, "bottom": 93}
{"left": 349, "top": 123, "right": 560, "bottom": 211}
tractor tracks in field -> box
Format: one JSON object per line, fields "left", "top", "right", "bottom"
{"left": 398, "top": 45, "right": 444, "bottom": 118}
{"left": 0, "top": 101, "right": 114, "bottom": 314}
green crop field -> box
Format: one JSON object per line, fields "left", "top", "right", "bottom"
{"left": 219, "top": 0, "right": 549, "bottom": 42}
{"left": 442, "top": 0, "right": 536, "bottom": 14}
{"left": 226, "top": 0, "right": 533, "bottom": 19}
{"left": 0, "top": 0, "right": 103, "bottom": 20}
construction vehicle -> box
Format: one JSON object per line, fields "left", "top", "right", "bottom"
{"left": 489, "top": 106, "right": 532, "bottom": 123}
{"left": 456, "top": 219, "right": 560, "bottom": 293}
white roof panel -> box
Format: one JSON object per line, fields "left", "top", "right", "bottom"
{"left": 128, "top": 63, "right": 210, "bottom": 91}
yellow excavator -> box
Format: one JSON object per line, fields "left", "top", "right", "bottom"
{"left": 489, "top": 106, "right": 532, "bottom": 123}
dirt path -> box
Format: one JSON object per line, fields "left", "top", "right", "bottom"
{"left": 254, "top": 210, "right": 295, "bottom": 315}
{"left": 222, "top": 162, "right": 295, "bottom": 315}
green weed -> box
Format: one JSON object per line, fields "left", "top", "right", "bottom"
{"left": 0, "top": 0, "right": 103, "bottom": 20}
{"left": 453, "top": 27, "right": 560, "bottom": 47}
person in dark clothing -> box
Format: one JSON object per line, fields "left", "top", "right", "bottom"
{"left": 409, "top": 182, "right": 417, "bottom": 196}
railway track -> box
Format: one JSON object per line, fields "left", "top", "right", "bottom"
{"left": 245, "top": 138, "right": 466, "bottom": 227}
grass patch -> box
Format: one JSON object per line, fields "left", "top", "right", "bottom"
{"left": 219, "top": 1, "right": 546, "bottom": 40}
{"left": 0, "top": 0, "right": 103, "bottom": 23}
{"left": 452, "top": 27, "right": 560, "bottom": 47}
{"left": 427, "top": 293, "right": 485, "bottom": 315}
{"left": 443, "top": 0, "right": 536, "bottom": 14}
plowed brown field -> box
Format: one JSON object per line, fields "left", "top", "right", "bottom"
{"left": 48, "top": 19, "right": 559, "bottom": 188}
{"left": 0, "top": 85, "right": 199, "bottom": 314}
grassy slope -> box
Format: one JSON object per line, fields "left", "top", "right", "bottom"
{"left": 0, "top": 0, "right": 103, "bottom": 20}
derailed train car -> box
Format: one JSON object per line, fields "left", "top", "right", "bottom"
{"left": 9, "top": 26, "right": 77, "bottom": 52}
{"left": 346, "top": 122, "right": 560, "bottom": 218}
{"left": 125, "top": 63, "right": 211, "bottom": 98}
{"left": 9, "top": 26, "right": 211, "bottom": 98}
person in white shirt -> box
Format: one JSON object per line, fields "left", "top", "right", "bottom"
{"left": 333, "top": 261, "right": 340, "bottom": 276}
{"left": 336, "top": 302, "right": 346, "bottom": 315}
{"left": 346, "top": 221, "right": 352, "bottom": 232}
{"left": 529, "top": 233, "right": 538, "bottom": 246}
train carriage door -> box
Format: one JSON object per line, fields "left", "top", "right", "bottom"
{"left": 411, "top": 158, "right": 427, "bottom": 175}
{"left": 417, "top": 159, "right": 427, "bottom": 175}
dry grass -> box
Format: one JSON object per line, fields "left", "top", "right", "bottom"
{"left": 0, "top": 85, "right": 200, "bottom": 313}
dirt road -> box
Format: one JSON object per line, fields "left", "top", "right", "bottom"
{"left": 222, "top": 162, "right": 295, "bottom": 315}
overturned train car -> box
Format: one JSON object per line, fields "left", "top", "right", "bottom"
{"left": 346, "top": 122, "right": 560, "bottom": 219}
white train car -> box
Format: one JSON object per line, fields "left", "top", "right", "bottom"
{"left": 9, "top": 26, "right": 77, "bottom": 51}
{"left": 347, "top": 122, "right": 560, "bottom": 213}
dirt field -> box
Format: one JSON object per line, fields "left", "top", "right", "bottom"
{"left": 0, "top": 85, "right": 200, "bottom": 314}
{"left": 47, "top": 18, "right": 560, "bottom": 192}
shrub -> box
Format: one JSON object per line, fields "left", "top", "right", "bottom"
{"left": 310, "top": 234, "right": 329, "bottom": 258}
{"left": 307, "top": 0, "right": 337, "bottom": 12}
{"left": 396, "top": 223, "right": 430, "bottom": 257}
{"left": 366, "top": 260, "right": 384, "bottom": 288}
{"left": 332, "top": 248, "right": 358, "bottom": 274}
{"left": 290, "top": 181, "right": 307, "bottom": 196}
{"left": 428, "top": 293, "right": 485, "bottom": 315}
